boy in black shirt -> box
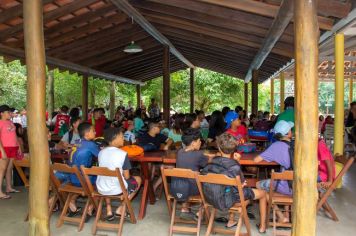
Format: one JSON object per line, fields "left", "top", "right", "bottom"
{"left": 138, "top": 122, "right": 172, "bottom": 151}
{"left": 171, "top": 128, "right": 214, "bottom": 220}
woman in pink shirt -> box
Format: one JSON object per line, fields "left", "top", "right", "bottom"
{"left": 317, "top": 138, "right": 335, "bottom": 189}
{"left": 0, "top": 105, "right": 21, "bottom": 199}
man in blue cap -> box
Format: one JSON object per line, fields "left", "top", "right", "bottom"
{"left": 225, "top": 110, "right": 248, "bottom": 143}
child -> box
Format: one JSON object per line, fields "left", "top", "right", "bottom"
{"left": 202, "top": 133, "right": 267, "bottom": 233}
{"left": 225, "top": 111, "right": 248, "bottom": 143}
{"left": 124, "top": 120, "right": 136, "bottom": 144}
{"left": 0, "top": 105, "right": 21, "bottom": 200}
{"left": 69, "top": 122, "right": 99, "bottom": 217}
{"left": 168, "top": 114, "right": 185, "bottom": 143}
{"left": 14, "top": 123, "right": 25, "bottom": 154}
{"left": 171, "top": 128, "right": 213, "bottom": 220}
{"left": 58, "top": 117, "right": 81, "bottom": 149}
{"left": 96, "top": 128, "right": 142, "bottom": 220}
{"left": 317, "top": 138, "right": 335, "bottom": 188}
{"left": 89, "top": 108, "right": 106, "bottom": 138}
{"left": 254, "top": 120, "right": 294, "bottom": 224}
{"left": 137, "top": 122, "right": 172, "bottom": 151}
{"left": 133, "top": 108, "right": 144, "bottom": 135}
{"left": 52, "top": 105, "right": 70, "bottom": 135}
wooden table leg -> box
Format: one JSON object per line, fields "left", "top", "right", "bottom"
{"left": 138, "top": 162, "right": 156, "bottom": 220}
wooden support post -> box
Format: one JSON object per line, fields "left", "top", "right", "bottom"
{"left": 90, "top": 79, "right": 95, "bottom": 109}
{"left": 163, "top": 45, "right": 170, "bottom": 124}
{"left": 292, "top": 1, "right": 319, "bottom": 236}
{"left": 349, "top": 77, "right": 353, "bottom": 104}
{"left": 270, "top": 79, "right": 275, "bottom": 114}
{"left": 47, "top": 71, "right": 54, "bottom": 121}
{"left": 82, "top": 75, "right": 88, "bottom": 121}
{"left": 23, "top": 0, "right": 50, "bottom": 235}
{"left": 136, "top": 84, "right": 141, "bottom": 109}
{"left": 251, "top": 70, "right": 259, "bottom": 115}
{"left": 109, "top": 81, "right": 116, "bottom": 120}
{"left": 244, "top": 83, "right": 248, "bottom": 114}
{"left": 280, "top": 72, "right": 285, "bottom": 112}
{"left": 334, "top": 33, "right": 345, "bottom": 155}
{"left": 190, "top": 68, "right": 195, "bottom": 113}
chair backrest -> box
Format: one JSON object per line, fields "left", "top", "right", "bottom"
{"left": 80, "top": 166, "right": 128, "bottom": 198}
{"left": 13, "top": 158, "right": 30, "bottom": 188}
{"left": 269, "top": 170, "right": 294, "bottom": 200}
{"left": 51, "top": 163, "right": 87, "bottom": 190}
{"left": 195, "top": 173, "right": 247, "bottom": 209}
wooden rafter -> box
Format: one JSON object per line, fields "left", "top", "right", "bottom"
{"left": 244, "top": 0, "right": 293, "bottom": 82}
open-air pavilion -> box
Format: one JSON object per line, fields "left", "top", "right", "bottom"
{"left": 0, "top": 0, "right": 356, "bottom": 236}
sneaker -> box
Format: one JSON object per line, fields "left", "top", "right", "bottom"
{"left": 180, "top": 212, "right": 197, "bottom": 221}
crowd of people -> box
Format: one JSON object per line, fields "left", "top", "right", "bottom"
{"left": 0, "top": 96, "right": 342, "bottom": 234}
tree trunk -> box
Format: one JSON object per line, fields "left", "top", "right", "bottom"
{"left": 109, "top": 81, "right": 116, "bottom": 120}
{"left": 82, "top": 75, "right": 88, "bottom": 121}
{"left": 90, "top": 82, "right": 95, "bottom": 109}
{"left": 23, "top": 0, "right": 50, "bottom": 235}
{"left": 292, "top": 1, "right": 319, "bottom": 236}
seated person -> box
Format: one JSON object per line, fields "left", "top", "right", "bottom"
{"left": 57, "top": 117, "right": 81, "bottom": 149}
{"left": 96, "top": 128, "right": 142, "bottom": 221}
{"left": 254, "top": 120, "right": 294, "bottom": 223}
{"left": 123, "top": 120, "right": 136, "bottom": 144}
{"left": 225, "top": 111, "right": 248, "bottom": 143}
{"left": 137, "top": 122, "right": 172, "bottom": 151}
{"left": 202, "top": 133, "right": 267, "bottom": 233}
{"left": 170, "top": 128, "right": 214, "bottom": 220}
{"left": 253, "top": 111, "right": 272, "bottom": 131}
{"left": 69, "top": 122, "right": 99, "bottom": 218}
{"left": 317, "top": 138, "right": 335, "bottom": 189}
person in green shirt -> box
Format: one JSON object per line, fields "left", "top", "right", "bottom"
{"left": 277, "top": 96, "right": 294, "bottom": 123}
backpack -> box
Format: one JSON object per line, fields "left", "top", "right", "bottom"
{"left": 277, "top": 140, "right": 294, "bottom": 189}
{"left": 200, "top": 159, "right": 239, "bottom": 211}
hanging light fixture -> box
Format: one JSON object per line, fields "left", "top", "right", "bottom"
{"left": 124, "top": 41, "right": 143, "bottom": 53}
{"left": 123, "top": 17, "right": 143, "bottom": 53}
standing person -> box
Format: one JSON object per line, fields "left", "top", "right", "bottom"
{"left": 345, "top": 101, "right": 356, "bottom": 127}
{"left": 89, "top": 108, "right": 106, "bottom": 137}
{"left": 126, "top": 101, "right": 134, "bottom": 112}
{"left": 117, "top": 100, "right": 125, "bottom": 112}
{"left": 20, "top": 108, "right": 27, "bottom": 129}
{"left": 52, "top": 105, "right": 70, "bottom": 135}
{"left": 12, "top": 110, "right": 22, "bottom": 125}
{"left": 0, "top": 105, "right": 21, "bottom": 199}
{"left": 148, "top": 98, "right": 160, "bottom": 120}
{"left": 277, "top": 96, "right": 295, "bottom": 124}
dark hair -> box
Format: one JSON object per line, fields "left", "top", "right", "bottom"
{"left": 196, "top": 110, "right": 205, "bottom": 116}
{"left": 61, "top": 105, "right": 69, "bottom": 113}
{"left": 104, "top": 128, "right": 123, "bottom": 144}
{"left": 78, "top": 122, "right": 92, "bottom": 138}
{"left": 209, "top": 110, "right": 225, "bottom": 136}
{"left": 99, "top": 107, "right": 105, "bottom": 114}
{"left": 70, "top": 116, "right": 81, "bottom": 127}
{"left": 222, "top": 106, "right": 230, "bottom": 117}
{"left": 182, "top": 128, "right": 201, "bottom": 146}
{"left": 135, "top": 108, "right": 142, "bottom": 118}
{"left": 183, "top": 113, "right": 198, "bottom": 130}
{"left": 173, "top": 113, "right": 185, "bottom": 134}
{"left": 284, "top": 96, "right": 294, "bottom": 108}
{"left": 263, "top": 111, "right": 270, "bottom": 119}
{"left": 93, "top": 108, "right": 101, "bottom": 113}
{"left": 216, "top": 133, "right": 237, "bottom": 154}
{"left": 69, "top": 107, "right": 80, "bottom": 119}
{"left": 273, "top": 133, "right": 284, "bottom": 141}
{"left": 234, "top": 106, "right": 243, "bottom": 113}
{"left": 148, "top": 122, "right": 159, "bottom": 131}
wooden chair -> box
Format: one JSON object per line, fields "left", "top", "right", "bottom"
{"left": 52, "top": 163, "right": 95, "bottom": 232}
{"left": 13, "top": 158, "right": 30, "bottom": 221}
{"left": 195, "top": 173, "right": 251, "bottom": 236}
{"left": 81, "top": 166, "right": 136, "bottom": 236}
{"left": 161, "top": 167, "right": 203, "bottom": 236}
{"left": 317, "top": 155, "right": 355, "bottom": 221}
{"left": 267, "top": 170, "right": 294, "bottom": 236}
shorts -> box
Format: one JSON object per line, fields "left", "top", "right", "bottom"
{"left": 0, "top": 146, "right": 19, "bottom": 159}
{"left": 126, "top": 176, "right": 139, "bottom": 194}
{"left": 258, "top": 179, "right": 273, "bottom": 192}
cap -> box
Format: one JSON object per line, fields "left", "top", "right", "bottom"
{"left": 225, "top": 111, "right": 239, "bottom": 129}
{"left": 274, "top": 120, "right": 294, "bottom": 136}
{"left": 0, "top": 105, "right": 12, "bottom": 113}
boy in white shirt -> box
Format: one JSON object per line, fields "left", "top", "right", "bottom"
{"left": 96, "top": 128, "right": 141, "bottom": 221}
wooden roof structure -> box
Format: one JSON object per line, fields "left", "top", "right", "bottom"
{"left": 0, "top": 0, "right": 353, "bottom": 84}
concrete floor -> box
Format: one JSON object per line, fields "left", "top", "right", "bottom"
{"left": 1, "top": 165, "right": 355, "bottom": 236}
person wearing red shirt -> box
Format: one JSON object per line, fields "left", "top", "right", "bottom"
{"left": 89, "top": 108, "right": 107, "bottom": 137}
{"left": 225, "top": 111, "right": 248, "bottom": 143}
{"left": 52, "top": 105, "right": 70, "bottom": 135}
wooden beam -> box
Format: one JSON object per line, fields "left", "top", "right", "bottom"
{"left": 163, "top": 45, "right": 170, "bottom": 123}
{"left": 82, "top": 75, "right": 89, "bottom": 121}
{"left": 109, "top": 0, "right": 194, "bottom": 68}
{"left": 292, "top": 0, "right": 319, "bottom": 235}
{"left": 190, "top": 68, "right": 195, "bottom": 113}
{"left": 244, "top": 0, "right": 293, "bottom": 82}
{"left": 109, "top": 81, "right": 116, "bottom": 120}
{"left": 244, "top": 82, "right": 248, "bottom": 114}
{"left": 197, "top": 0, "right": 334, "bottom": 30}
{"left": 23, "top": 0, "right": 50, "bottom": 234}
{"left": 350, "top": 77, "right": 353, "bottom": 104}
{"left": 141, "top": 64, "right": 185, "bottom": 82}
{"left": 280, "top": 72, "right": 285, "bottom": 112}
{"left": 0, "top": 44, "right": 144, "bottom": 85}
{"left": 270, "top": 79, "right": 274, "bottom": 114}
{"left": 136, "top": 85, "right": 141, "bottom": 109}
{"left": 0, "top": 0, "right": 100, "bottom": 42}
{"left": 251, "top": 70, "right": 259, "bottom": 114}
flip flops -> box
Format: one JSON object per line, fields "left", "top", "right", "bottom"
{"left": 6, "top": 189, "right": 20, "bottom": 194}
{"left": 0, "top": 195, "right": 11, "bottom": 200}
{"left": 256, "top": 224, "right": 266, "bottom": 234}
